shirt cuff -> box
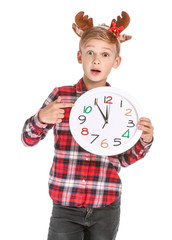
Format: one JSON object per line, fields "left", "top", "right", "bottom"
{"left": 33, "top": 112, "right": 48, "bottom": 129}
{"left": 140, "top": 137, "right": 153, "bottom": 149}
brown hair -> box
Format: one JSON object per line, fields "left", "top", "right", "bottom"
{"left": 79, "top": 26, "right": 121, "bottom": 58}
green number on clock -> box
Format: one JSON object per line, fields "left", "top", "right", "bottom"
{"left": 122, "top": 129, "right": 130, "bottom": 138}
{"left": 83, "top": 106, "right": 92, "bottom": 114}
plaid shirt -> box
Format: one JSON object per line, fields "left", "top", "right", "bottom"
{"left": 22, "top": 78, "right": 152, "bottom": 208}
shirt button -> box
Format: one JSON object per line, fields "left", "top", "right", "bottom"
{"left": 82, "top": 179, "right": 86, "bottom": 183}
{"left": 86, "top": 158, "right": 89, "bottom": 161}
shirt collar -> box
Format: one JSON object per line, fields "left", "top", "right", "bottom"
{"left": 75, "top": 78, "right": 111, "bottom": 94}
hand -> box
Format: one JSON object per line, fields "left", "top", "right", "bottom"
{"left": 38, "top": 96, "right": 74, "bottom": 124}
{"left": 138, "top": 117, "right": 154, "bottom": 143}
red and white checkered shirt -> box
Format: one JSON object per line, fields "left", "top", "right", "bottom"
{"left": 22, "top": 78, "right": 152, "bottom": 208}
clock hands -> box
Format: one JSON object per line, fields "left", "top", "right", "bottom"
{"left": 102, "top": 105, "right": 110, "bottom": 129}
{"left": 106, "top": 104, "right": 109, "bottom": 120}
{"left": 95, "top": 99, "right": 110, "bottom": 129}
{"left": 95, "top": 99, "right": 107, "bottom": 122}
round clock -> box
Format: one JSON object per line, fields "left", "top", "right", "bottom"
{"left": 69, "top": 87, "right": 143, "bottom": 156}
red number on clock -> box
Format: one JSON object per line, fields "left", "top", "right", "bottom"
{"left": 81, "top": 128, "right": 89, "bottom": 135}
{"left": 104, "top": 96, "right": 113, "bottom": 104}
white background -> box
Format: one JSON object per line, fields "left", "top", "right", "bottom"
{"left": 0, "top": 0, "right": 171, "bottom": 239}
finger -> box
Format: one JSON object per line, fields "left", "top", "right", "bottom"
{"left": 56, "top": 118, "right": 62, "bottom": 124}
{"left": 57, "top": 113, "right": 65, "bottom": 119}
{"left": 57, "top": 109, "right": 65, "bottom": 114}
{"left": 56, "top": 96, "right": 62, "bottom": 103}
{"left": 58, "top": 102, "right": 74, "bottom": 108}
{"left": 138, "top": 120, "right": 152, "bottom": 128}
{"left": 138, "top": 125, "right": 152, "bottom": 133}
{"left": 139, "top": 117, "right": 151, "bottom": 123}
{"left": 54, "top": 101, "right": 74, "bottom": 109}
{"left": 55, "top": 113, "right": 65, "bottom": 124}
{"left": 55, "top": 97, "right": 74, "bottom": 107}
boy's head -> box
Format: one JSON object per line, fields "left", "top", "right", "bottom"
{"left": 79, "top": 26, "right": 121, "bottom": 58}
{"left": 72, "top": 11, "right": 131, "bottom": 88}
{"left": 77, "top": 37, "right": 121, "bottom": 89}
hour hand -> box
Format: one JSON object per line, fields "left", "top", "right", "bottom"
{"left": 105, "top": 105, "right": 109, "bottom": 121}
{"left": 102, "top": 105, "right": 110, "bottom": 128}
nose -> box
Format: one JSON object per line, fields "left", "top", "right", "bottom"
{"left": 93, "top": 55, "right": 100, "bottom": 65}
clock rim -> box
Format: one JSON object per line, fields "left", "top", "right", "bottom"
{"left": 69, "top": 86, "right": 144, "bottom": 156}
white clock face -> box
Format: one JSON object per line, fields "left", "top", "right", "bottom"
{"left": 69, "top": 87, "right": 143, "bottom": 156}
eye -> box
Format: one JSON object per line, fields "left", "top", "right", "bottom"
{"left": 102, "top": 52, "right": 109, "bottom": 57}
{"left": 87, "top": 50, "right": 94, "bottom": 55}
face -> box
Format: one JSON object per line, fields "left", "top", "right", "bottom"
{"left": 77, "top": 39, "right": 121, "bottom": 89}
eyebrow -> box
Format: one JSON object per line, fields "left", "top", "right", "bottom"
{"left": 85, "top": 45, "right": 113, "bottom": 52}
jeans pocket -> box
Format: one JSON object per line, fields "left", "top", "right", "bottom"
{"left": 107, "top": 197, "right": 121, "bottom": 209}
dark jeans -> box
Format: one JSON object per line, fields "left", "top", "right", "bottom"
{"left": 47, "top": 197, "right": 121, "bottom": 240}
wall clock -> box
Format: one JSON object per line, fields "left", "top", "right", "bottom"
{"left": 69, "top": 87, "right": 143, "bottom": 156}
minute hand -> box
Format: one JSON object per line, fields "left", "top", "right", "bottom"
{"left": 95, "top": 101, "right": 107, "bottom": 122}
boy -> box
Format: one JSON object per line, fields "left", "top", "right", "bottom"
{"left": 22, "top": 11, "right": 154, "bottom": 240}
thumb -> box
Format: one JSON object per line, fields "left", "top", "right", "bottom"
{"left": 56, "top": 96, "right": 62, "bottom": 103}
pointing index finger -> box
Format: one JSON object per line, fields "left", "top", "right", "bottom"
{"left": 58, "top": 103, "right": 74, "bottom": 108}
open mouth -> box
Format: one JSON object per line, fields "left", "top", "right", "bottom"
{"left": 91, "top": 69, "right": 101, "bottom": 74}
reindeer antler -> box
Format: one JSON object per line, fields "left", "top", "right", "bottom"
{"left": 75, "top": 11, "right": 93, "bottom": 30}
{"left": 72, "top": 11, "right": 132, "bottom": 43}
{"left": 109, "top": 11, "right": 131, "bottom": 42}
{"left": 72, "top": 11, "right": 93, "bottom": 37}
{"left": 117, "top": 11, "right": 130, "bottom": 31}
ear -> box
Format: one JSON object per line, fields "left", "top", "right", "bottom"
{"left": 77, "top": 51, "right": 82, "bottom": 64}
{"left": 113, "top": 56, "right": 121, "bottom": 69}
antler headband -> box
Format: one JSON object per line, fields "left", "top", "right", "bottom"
{"left": 72, "top": 11, "right": 132, "bottom": 43}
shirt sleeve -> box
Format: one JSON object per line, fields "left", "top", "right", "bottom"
{"left": 21, "top": 88, "right": 58, "bottom": 147}
{"left": 118, "top": 137, "right": 153, "bottom": 167}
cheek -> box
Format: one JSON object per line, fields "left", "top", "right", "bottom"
{"left": 82, "top": 58, "right": 90, "bottom": 69}
{"left": 103, "top": 61, "right": 114, "bottom": 73}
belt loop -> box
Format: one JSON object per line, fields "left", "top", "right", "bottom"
{"left": 85, "top": 207, "right": 93, "bottom": 219}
